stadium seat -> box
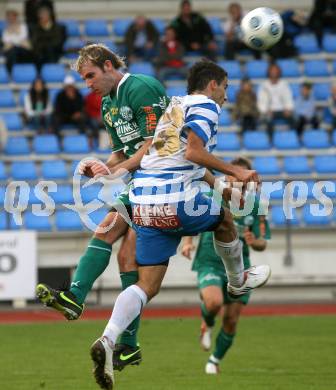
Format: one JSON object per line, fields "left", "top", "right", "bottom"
{"left": 0, "top": 65, "right": 10, "bottom": 84}
{"left": 0, "top": 162, "right": 7, "bottom": 180}
{"left": 303, "top": 60, "right": 330, "bottom": 77}
{"left": 322, "top": 34, "right": 336, "bottom": 53}
{"left": 152, "top": 18, "right": 166, "bottom": 35}
{"left": 302, "top": 204, "right": 331, "bottom": 226}
{"left": 18, "top": 89, "right": 28, "bottom": 107}
{"left": 88, "top": 208, "right": 109, "bottom": 226}
{"left": 9, "top": 214, "right": 22, "bottom": 230}
{"left": 41, "top": 160, "right": 68, "bottom": 180}
{"left": 207, "top": 17, "right": 224, "bottom": 35}
{"left": 253, "top": 156, "right": 280, "bottom": 175}
{"left": 63, "top": 38, "right": 86, "bottom": 59}
{"left": 11, "top": 64, "right": 37, "bottom": 83}
{"left": 217, "top": 61, "right": 242, "bottom": 79}
{"left": 218, "top": 108, "right": 232, "bottom": 126}
{"left": 271, "top": 205, "right": 300, "bottom": 226}
{"left": 41, "top": 64, "right": 66, "bottom": 83}
{"left": 33, "top": 134, "right": 60, "bottom": 154}
{"left": 294, "top": 34, "right": 320, "bottom": 54}
{"left": 84, "top": 19, "right": 109, "bottom": 37}
{"left": 11, "top": 161, "right": 37, "bottom": 180}
{"left": 226, "top": 84, "right": 239, "bottom": 103}
{"left": 283, "top": 156, "right": 311, "bottom": 174}
{"left": 27, "top": 187, "right": 45, "bottom": 205}
{"left": 277, "top": 59, "right": 301, "bottom": 78}
{"left": 289, "top": 83, "right": 300, "bottom": 99}
{"left": 243, "top": 131, "right": 270, "bottom": 150}
{"left": 263, "top": 181, "right": 285, "bottom": 200}
{"left": 332, "top": 129, "right": 336, "bottom": 146}
{"left": 55, "top": 210, "right": 84, "bottom": 231}
{"left": 50, "top": 184, "right": 74, "bottom": 204}
{"left": 1, "top": 113, "right": 23, "bottom": 131}
{"left": 49, "top": 89, "right": 61, "bottom": 104}
{"left": 314, "top": 155, "right": 336, "bottom": 174}
{"left": 245, "top": 60, "right": 268, "bottom": 79}
{"left": 128, "top": 62, "right": 155, "bottom": 77}
{"left": 70, "top": 160, "right": 81, "bottom": 175}
{"left": 0, "top": 211, "right": 7, "bottom": 230}
{"left": 4, "top": 136, "right": 30, "bottom": 155}
{"left": 273, "top": 130, "right": 300, "bottom": 150}
{"left": 313, "top": 83, "right": 330, "bottom": 101}
{"left": 60, "top": 19, "right": 81, "bottom": 37}
{"left": 24, "top": 212, "right": 52, "bottom": 231}
{"left": 0, "top": 89, "right": 16, "bottom": 108}
{"left": 166, "top": 85, "right": 186, "bottom": 97}
{"left": 216, "top": 132, "right": 240, "bottom": 151}
{"left": 99, "top": 39, "right": 118, "bottom": 52}
{"left": 112, "top": 18, "right": 133, "bottom": 36}
{"left": 302, "top": 129, "right": 330, "bottom": 149}
{"left": 81, "top": 183, "right": 102, "bottom": 204}
{"left": 63, "top": 135, "right": 90, "bottom": 154}
{"left": 0, "top": 186, "right": 5, "bottom": 205}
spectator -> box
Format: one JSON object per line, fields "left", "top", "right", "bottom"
{"left": 309, "top": 0, "right": 336, "bottom": 48}
{"left": 52, "top": 75, "right": 87, "bottom": 137}
{"left": 24, "top": 77, "right": 52, "bottom": 133}
{"left": 124, "top": 15, "right": 159, "bottom": 63}
{"left": 224, "top": 3, "right": 260, "bottom": 60}
{"left": 2, "top": 9, "right": 33, "bottom": 72}
{"left": 85, "top": 91, "right": 103, "bottom": 141}
{"left": 257, "top": 63, "right": 294, "bottom": 136}
{"left": 170, "top": 0, "right": 217, "bottom": 61}
{"left": 154, "top": 26, "right": 188, "bottom": 85}
{"left": 232, "top": 78, "right": 258, "bottom": 132}
{"left": 294, "top": 82, "right": 319, "bottom": 136}
{"left": 328, "top": 82, "right": 336, "bottom": 130}
{"left": 30, "top": 7, "right": 66, "bottom": 69}
{"left": 24, "top": 0, "right": 55, "bottom": 30}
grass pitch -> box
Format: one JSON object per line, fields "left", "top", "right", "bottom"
{"left": 1, "top": 315, "right": 335, "bottom": 390}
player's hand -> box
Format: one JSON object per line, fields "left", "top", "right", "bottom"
{"left": 78, "top": 160, "right": 96, "bottom": 177}
{"left": 181, "top": 243, "right": 195, "bottom": 260}
{"left": 233, "top": 167, "right": 260, "bottom": 187}
{"left": 89, "top": 161, "right": 111, "bottom": 177}
{"left": 243, "top": 227, "right": 256, "bottom": 246}
{"left": 222, "top": 187, "right": 245, "bottom": 209}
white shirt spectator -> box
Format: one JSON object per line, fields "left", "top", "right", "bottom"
{"left": 257, "top": 80, "right": 294, "bottom": 114}
{"left": 2, "top": 22, "right": 30, "bottom": 49}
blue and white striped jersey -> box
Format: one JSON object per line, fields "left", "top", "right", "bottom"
{"left": 129, "top": 94, "right": 221, "bottom": 205}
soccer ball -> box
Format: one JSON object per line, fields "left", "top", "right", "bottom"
{"left": 240, "top": 7, "right": 283, "bottom": 50}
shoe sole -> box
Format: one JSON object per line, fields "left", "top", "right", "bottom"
{"left": 36, "top": 284, "right": 80, "bottom": 321}
{"left": 114, "top": 357, "right": 142, "bottom": 371}
{"left": 90, "top": 341, "right": 114, "bottom": 390}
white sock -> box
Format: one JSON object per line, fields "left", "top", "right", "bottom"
{"left": 209, "top": 354, "right": 220, "bottom": 364}
{"left": 103, "top": 285, "right": 148, "bottom": 345}
{"left": 214, "top": 237, "right": 244, "bottom": 287}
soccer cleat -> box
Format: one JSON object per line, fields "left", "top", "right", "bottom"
{"left": 91, "top": 337, "right": 114, "bottom": 390}
{"left": 36, "top": 283, "right": 84, "bottom": 320}
{"left": 227, "top": 265, "right": 271, "bottom": 297}
{"left": 205, "top": 359, "right": 220, "bottom": 375}
{"left": 113, "top": 343, "right": 142, "bottom": 371}
{"left": 200, "top": 322, "right": 212, "bottom": 351}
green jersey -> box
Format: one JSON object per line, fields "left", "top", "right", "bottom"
{"left": 101, "top": 73, "right": 169, "bottom": 158}
{"left": 192, "top": 195, "right": 271, "bottom": 275}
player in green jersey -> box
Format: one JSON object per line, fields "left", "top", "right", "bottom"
{"left": 36, "top": 43, "right": 169, "bottom": 371}
{"left": 182, "top": 157, "right": 271, "bottom": 374}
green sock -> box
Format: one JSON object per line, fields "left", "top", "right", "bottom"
{"left": 213, "top": 329, "right": 235, "bottom": 360}
{"left": 201, "top": 302, "right": 216, "bottom": 328}
{"left": 70, "top": 238, "right": 112, "bottom": 304}
{"left": 118, "top": 271, "right": 140, "bottom": 348}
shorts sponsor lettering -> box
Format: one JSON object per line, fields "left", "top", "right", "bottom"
{"left": 133, "top": 204, "right": 181, "bottom": 229}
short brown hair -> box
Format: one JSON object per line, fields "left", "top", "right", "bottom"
{"left": 231, "top": 156, "right": 252, "bottom": 170}
{"left": 187, "top": 60, "right": 227, "bottom": 94}
{"left": 73, "top": 43, "right": 126, "bottom": 73}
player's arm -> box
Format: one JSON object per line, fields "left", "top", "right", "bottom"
{"left": 181, "top": 236, "right": 195, "bottom": 260}
{"left": 244, "top": 229, "right": 267, "bottom": 252}
{"left": 244, "top": 215, "right": 270, "bottom": 252}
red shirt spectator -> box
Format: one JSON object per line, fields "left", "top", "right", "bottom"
{"left": 85, "top": 91, "right": 102, "bottom": 121}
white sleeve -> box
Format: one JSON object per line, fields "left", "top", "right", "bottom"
{"left": 24, "top": 94, "right": 34, "bottom": 117}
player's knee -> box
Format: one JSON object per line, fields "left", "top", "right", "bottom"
{"left": 205, "top": 297, "right": 222, "bottom": 315}
{"left": 216, "top": 210, "right": 237, "bottom": 240}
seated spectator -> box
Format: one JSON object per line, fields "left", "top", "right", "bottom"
{"left": 257, "top": 63, "right": 294, "bottom": 136}
{"left": 170, "top": 0, "right": 217, "bottom": 61}
{"left": 294, "top": 82, "right": 319, "bottom": 136}
{"left": 52, "top": 75, "right": 87, "bottom": 137}
{"left": 328, "top": 82, "right": 336, "bottom": 130}
{"left": 124, "top": 15, "right": 159, "bottom": 63}
{"left": 85, "top": 91, "right": 103, "bottom": 141}
{"left": 24, "top": 77, "right": 52, "bottom": 133}
{"left": 2, "top": 9, "right": 33, "bottom": 72}
{"left": 309, "top": 0, "right": 336, "bottom": 48}
{"left": 154, "top": 26, "right": 188, "bottom": 85}
{"left": 24, "top": 0, "right": 55, "bottom": 31}
{"left": 232, "top": 78, "right": 258, "bottom": 132}
{"left": 30, "top": 6, "right": 66, "bottom": 69}
{"left": 224, "top": 3, "right": 260, "bottom": 60}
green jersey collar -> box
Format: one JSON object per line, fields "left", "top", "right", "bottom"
{"left": 116, "top": 73, "right": 131, "bottom": 99}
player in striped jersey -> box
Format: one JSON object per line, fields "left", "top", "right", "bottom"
{"left": 90, "top": 60, "right": 271, "bottom": 389}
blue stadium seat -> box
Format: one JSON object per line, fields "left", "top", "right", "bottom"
{"left": 294, "top": 34, "right": 320, "bottom": 54}
{"left": 243, "top": 131, "right": 270, "bottom": 150}
{"left": 277, "top": 59, "right": 300, "bottom": 78}
{"left": 0, "top": 65, "right": 9, "bottom": 84}
{"left": 0, "top": 89, "right": 16, "bottom": 108}
{"left": 63, "top": 38, "right": 86, "bottom": 59}
{"left": 81, "top": 183, "right": 102, "bottom": 203}
{"left": 1, "top": 113, "right": 23, "bottom": 131}
{"left": 264, "top": 181, "right": 285, "bottom": 200}
{"left": 55, "top": 210, "right": 83, "bottom": 231}
{"left": 88, "top": 208, "right": 109, "bottom": 226}
{"left": 318, "top": 180, "right": 336, "bottom": 199}
{"left": 226, "top": 84, "right": 239, "bottom": 103}
{"left": 70, "top": 160, "right": 81, "bottom": 175}
{"left": 218, "top": 108, "right": 232, "bottom": 126}
{"left": 216, "top": 132, "right": 240, "bottom": 151}
{"left": 60, "top": 19, "right": 81, "bottom": 37}
{"left": 41, "top": 64, "right": 66, "bottom": 83}
{"left": 24, "top": 212, "right": 52, "bottom": 231}
{"left": 302, "top": 204, "right": 331, "bottom": 226}
{"left": 99, "top": 39, "right": 118, "bottom": 52}
{"left": 4, "top": 136, "right": 30, "bottom": 155}
{"left": 63, "top": 135, "right": 90, "bottom": 154}
{"left": 84, "top": 19, "right": 109, "bottom": 37}
{"left": 9, "top": 214, "right": 22, "bottom": 230}
{"left": 112, "top": 18, "right": 132, "bottom": 37}
{"left": 253, "top": 156, "right": 280, "bottom": 175}
{"left": 41, "top": 160, "right": 68, "bottom": 180}
{"left": 0, "top": 162, "right": 6, "bottom": 180}
{"left": 283, "top": 156, "right": 311, "bottom": 174}
{"left": 27, "top": 187, "right": 45, "bottom": 205}
{"left": 33, "top": 134, "right": 60, "bottom": 154}
{"left": 322, "top": 34, "right": 336, "bottom": 53}
{"left": 332, "top": 129, "right": 336, "bottom": 146}
{"left": 245, "top": 60, "right": 268, "bottom": 79}
{"left": 128, "top": 62, "right": 155, "bottom": 77}
{"left": 152, "top": 18, "right": 166, "bottom": 35}
{"left": 12, "top": 64, "right": 37, "bottom": 83}
{"left": 49, "top": 88, "right": 61, "bottom": 104}
{"left": 288, "top": 83, "right": 300, "bottom": 99}
{"left": 11, "top": 161, "right": 37, "bottom": 180}
{"left": 207, "top": 17, "right": 223, "bottom": 35}
{"left": 271, "top": 206, "right": 300, "bottom": 226}
{"left": 218, "top": 61, "right": 242, "bottom": 79}
{"left": 303, "top": 60, "right": 330, "bottom": 77}
{"left": 302, "top": 129, "right": 330, "bottom": 149}
{"left": 18, "top": 89, "right": 28, "bottom": 107}
{"left": 313, "top": 83, "right": 330, "bottom": 101}
{"left": 0, "top": 186, "right": 5, "bottom": 205}
{"left": 50, "top": 184, "right": 74, "bottom": 204}
{"left": 314, "top": 155, "right": 336, "bottom": 173}
{"left": 273, "top": 130, "right": 300, "bottom": 150}
{"left": 166, "top": 85, "right": 186, "bottom": 97}
{"left": 0, "top": 211, "right": 7, "bottom": 230}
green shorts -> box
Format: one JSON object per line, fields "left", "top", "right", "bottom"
{"left": 197, "top": 266, "right": 251, "bottom": 305}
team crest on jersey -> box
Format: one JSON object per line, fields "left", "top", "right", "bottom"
{"left": 104, "top": 112, "right": 113, "bottom": 126}
{"left": 120, "top": 106, "right": 133, "bottom": 121}
{"left": 153, "top": 96, "right": 169, "bottom": 110}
